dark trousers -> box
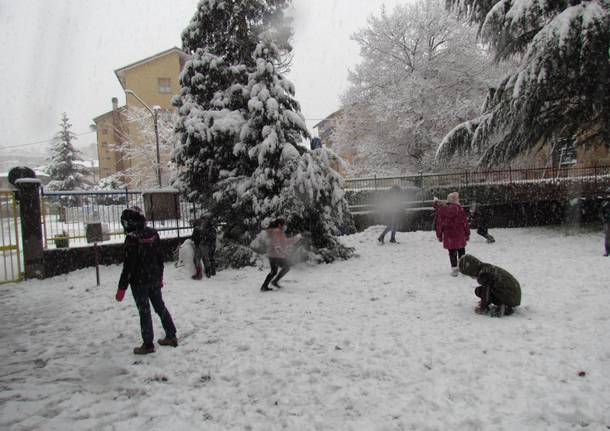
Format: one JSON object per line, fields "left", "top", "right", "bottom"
{"left": 448, "top": 248, "right": 466, "bottom": 267}
{"left": 209, "top": 245, "right": 216, "bottom": 275}
{"left": 476, "top": 227, "right": 489, "bottom": 238}
{"left": 132, "top": 284, "right": 176, "bottom": 348}
{"left": 262, "top": 257, "right": 290, "bottom": 288}
{"left": 475, "top": 285, "right": 513, "bottom": 314}
{"left": 379, "top": 225, "right": 396, "bottom": 241}
{"left": 194, "top": 243, "right": 215, "bottom": 276}
{"left": 605, "top": 223, "right": 610, "bottom": 254}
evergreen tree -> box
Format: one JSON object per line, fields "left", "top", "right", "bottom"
{"left": 437, "top": 0, "right": 610, "bottom": 166}
{"left": 173, "top": 0, "right": 354, "bottom": 265}
{"left": 231, "top": 38, "right": 309, "bottom": 231}
{"left": 45, "top": 112, "right": 88, "bottom": 191}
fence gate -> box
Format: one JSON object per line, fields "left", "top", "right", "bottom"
{"left": 0, "top": 190, "right": 23, "bottom": 284}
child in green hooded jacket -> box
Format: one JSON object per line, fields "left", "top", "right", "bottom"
{"left": 459, "top": 254, "right": 521, "bottom": 317}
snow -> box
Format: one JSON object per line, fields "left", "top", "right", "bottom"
{"left": 13, "top": 178, "right": 42, "bottom": 184}
{"left": 2, "top": 226, "right": 610, "bottom": 430}
{"left": 140, "top": 188, "right": 179, "bottom": 194}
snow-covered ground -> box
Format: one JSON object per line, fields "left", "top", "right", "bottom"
{"left": 1, "top": 226, "right": 609, "bottom": 430}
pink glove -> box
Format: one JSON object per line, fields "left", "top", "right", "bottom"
{"left": 115, "top": 289, "right": 126, "bottom": 302}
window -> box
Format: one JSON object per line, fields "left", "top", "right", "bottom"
{"left": 554, "top": 137, "right": 577, "bottom": 166}
{"left": 158, "top": 78, "right": 171, "bottom": 93}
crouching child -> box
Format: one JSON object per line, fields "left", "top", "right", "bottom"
{"left": 458, "top": 254, "right": 521, "bottom": 317}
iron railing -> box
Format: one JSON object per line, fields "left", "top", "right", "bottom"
{"left": 344, "top": 165, "right": 610, "bottom": 192}
{"left": 0, "top": 190, "right": 23, "bottom": 284}
{"left": 40, "top": 188, "right": 204, "bottom": 249}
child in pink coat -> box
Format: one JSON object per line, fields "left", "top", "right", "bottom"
{"left": 435, "top": 192, "right": 470, "bottom": 276}
{"left": 260, "top": 218, "right": 302, "bottom": 291}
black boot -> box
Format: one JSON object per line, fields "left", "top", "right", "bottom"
{"left": 192, "top": 267, "right": 203, "bottom": 280}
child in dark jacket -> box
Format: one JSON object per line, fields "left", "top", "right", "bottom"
{"left": 260, "top": 218, "right": 301, "bottom": 292}
{"left": 436, "top": 192, "right": 470, "bottom": 276}
{"left": 469, "top": 201, "right": 495, "bottom": 243}
{"left": 191, "top": 216, "right": 217, "bottom": 279}
{"left": 115, "top": 207, "right": 177, "bottom": 354}
{"left": 459, "top": 254, "right": 521, "bottom": 317}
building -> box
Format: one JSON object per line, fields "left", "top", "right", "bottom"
{"left": 93, "top": 99, "right": 128, "bottom": 181}
{"left": 93, "top": 47, "right": 190, "bottom": 187}
{"left": 313, "top": 110, "right": 342, "bottom": 150}
{"left": 512, "top": 125, "right": 610, "bottom": 170}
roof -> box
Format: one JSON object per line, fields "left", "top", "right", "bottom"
{"left": 114, "top": 47, "right": 191, "bottom": 88}
{"left": 313, "top": 109, "right": 342, "bottom": 129}
{"left": 92, "top": 105, "right": 127, "bottom": 123}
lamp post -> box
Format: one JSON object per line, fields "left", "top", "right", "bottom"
{"left": 124, "top": 89, "right": 162, "bottom": 188}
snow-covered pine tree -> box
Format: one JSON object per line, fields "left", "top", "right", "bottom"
{"left": 437, "top": 0, "right": 610, "bottom": 166}
{"left": 172, "top": 48, "right": 247, "bottom": 208}
{"left": 45, "top": 112, "right": 88, "bottom": 192}
{"left": 233, "top": 37, "right": 308, "bottom": 230}
{"left": 173, "top": 0, "right": 288, "bottom": 216}
{"left": 237, "top": 37, "right": 354, "bottom": 260}
{"left": 174, "top": 0, "right": 354, "bottom": 266}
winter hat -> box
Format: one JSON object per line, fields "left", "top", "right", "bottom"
{"left": 458, "top": 254, "right": 483, "bottom": 277}
{"left": 121, "top": 206, "right": 145, "bottom": 232}
{"left": 447, "top": 192, "right": 460, "bottom": 204}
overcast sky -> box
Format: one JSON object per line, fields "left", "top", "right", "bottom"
{"left": 0, "top": 0, "right": 405, "bottom": 156}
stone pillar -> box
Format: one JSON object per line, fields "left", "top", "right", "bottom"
{"left": 15, "top": 179, "right": 44, "bottom": 279}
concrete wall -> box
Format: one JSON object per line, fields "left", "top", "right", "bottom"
{"left": 43, "top": 237, "right": 184, "bottom": 278}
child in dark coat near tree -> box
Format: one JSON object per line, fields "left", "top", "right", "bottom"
{"left": 435, "top": 192, "right": 470, "bottom": 276}
{"left": 601, "top": 194, "right": 610, "bottom": 256}
{"left": 260, "top": 218, "right": 301, "bottom": 292}
{"left": 459, "top": 254, "right": 521, "bottom": 317}
{"left": 191, "top": 215, "right": 217, "bottom": 279}
{"left": 469, "top": 201, "right": 495, "bottom": 243}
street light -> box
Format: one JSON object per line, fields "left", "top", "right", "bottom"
{"left": 124, "top": 89, "right": 162, "bottom": 188}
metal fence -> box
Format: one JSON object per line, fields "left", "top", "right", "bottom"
{"left": 0, "top": 190, "right": 22, "bottom": 284}
{"left": 40, "top": 188, "right": 204, "bottom": 249}
{"left": 344, "top": 165, "right": 610, "bottom": 192}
